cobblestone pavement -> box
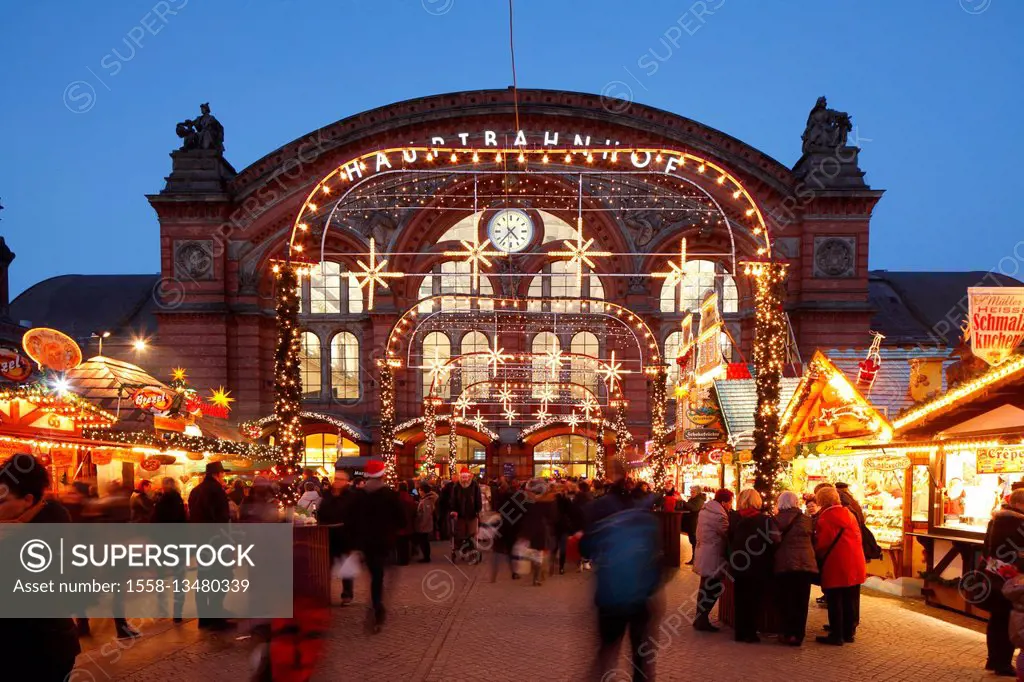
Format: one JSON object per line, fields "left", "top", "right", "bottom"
{"left": 69, "top": 542, "right": 992, "bottom": 682}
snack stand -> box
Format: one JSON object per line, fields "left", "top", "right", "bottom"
{"left": 778, "top": 351, "right": 909, "bottom": 578}
{"left": 888, "top": 352, "right": 1024, "bottom": 617}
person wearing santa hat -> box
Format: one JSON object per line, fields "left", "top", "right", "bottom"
{"left": 349, "top": 459, "right": 404, "bottom": 633}
{"left": 448, "top": 466, "right": 483, "bottom": 563}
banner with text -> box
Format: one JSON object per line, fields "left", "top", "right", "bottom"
{"left": 968, "top": 287, "right": 1024, "bottom": 367}
{"left": 977, "top": 445, "right": 1024, "bottom": 475}
{"left": 0, "top": 524, "right": 294, "bottom": 618}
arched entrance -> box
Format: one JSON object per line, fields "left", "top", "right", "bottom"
{"left": 533, "top": 433, "right": 599, "bottom": 479}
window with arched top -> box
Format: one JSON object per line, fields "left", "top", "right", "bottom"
{"left": 302, "top": 261, "right": 364, "bottom": 315}
{"left": 531, "top": 332, "right": 560, "bottom": 398}
{"left": 300, "top": 331, "right": 322, "bottom": 399}
{"left": 664, "top": 331, "right": 683, "bottom": 389}
{"left": 417, "top": 261, "right": 494, "bottom": 312}
{"left": 570, "top": 331, "right": 599, "bottom": 393}
{"left": 460, "top": 330, "right": 490, "bottom": 393}
{"left": 659, "top": 260, "right": 737, "bottom": 314}
{"left": 330, "top": 332, "right": 360, "bottom": 401}
{"left": 527, "top": 262, "right": 604, "bottom": 313}
{"left": 422, "top": 331, "right": 451, "bottom": 399}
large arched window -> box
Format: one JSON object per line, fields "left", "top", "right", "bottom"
{"left": 422, "top": 331, "right": 451, "bottom": 399}
{"left": 534, "top": 434, "right": 598, "bottom": 479}
{"left": 300, "top": 331, "right": 322, "bottom": 399}
{"left": 302, "top": 261, "right": 364, "bottom": 315}
{"left": 417, "top": 260, "right": 494, "bottom": 312}
{"left": 664, "top": 331, "right": 683, "bottom": 388}
{"left": 527, "top": 262, "right": 604, "bottom": 313}
{"left": 415, "top": 433, "right": 486, "bottom": 477}
{"left": 659, "top": 260, "right": 737, "bottom": 314}
{"left": 532, "top": 332, "right": 560, "bottom": 398}
{"left": 570, "top": 331, "right": 599, "bottom": 393}
{"left": 330, "top": 332, "right": 360, "bottom": 401}
{"left": 460, "top": 330, "right": 490, "bottom": 393}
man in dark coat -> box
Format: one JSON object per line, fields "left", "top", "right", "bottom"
{"left": 448, "top": 467, "right": 482, "bottom": 558}
{"left": 188, "top": 461, "right": 232, "bottom": 629}
{"left": 317, "top": 468, "right": 358, "bottom": 604}
{"left": 682, "top": 485, "right": 706, "bottom": 565}
{"left": 0, "top": 454, "right": 82, "bottom": 680}
{"left": 349, "top": 460, "right": 404, "bottom": 632}
{"left": 153, "top": 477, "right": 188, "bottom": 622}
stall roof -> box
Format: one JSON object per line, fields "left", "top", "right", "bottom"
{"left": 826, "top": 347, "right": 954, "bottom": 419}
{"left": 937, "top": 404, "right": 1024, "bottom": 439}
{"left": 68, "top": 356, "right": 169, "bottom": 407}
{"left": 715, "top": 378, "right": 801, "bottom": 445}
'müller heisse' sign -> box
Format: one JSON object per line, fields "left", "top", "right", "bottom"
{"left": 968, "top": 287, "right": 1024, "bottom": 367}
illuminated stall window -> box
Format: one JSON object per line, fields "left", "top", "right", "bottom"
{"left": 303, "top": 432, "right": 359, "bottom": 471}
{"left": 533, "top": 434, "right": 597, "bottom": 479}
{"left": 300, "top": 331, "right": 322, "bottom": 399}
{"left": 422, "top": 331, "right": 451, "bottom": 399}
{"left": 330, "top": 332, "right": 360, "bottom": 401}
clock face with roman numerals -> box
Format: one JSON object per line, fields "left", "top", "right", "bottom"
{"left": 487, "top": 209, "right": 534, "bottom": 253}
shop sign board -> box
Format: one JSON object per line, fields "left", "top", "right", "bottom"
{"left": 796, "top": 439, "right": 868, "bottom": 457}
{"left": 684, "top": 428, "right": 722, "bottom": 443}
{"left": 131, "top": 386, "right": 174, "bottom": 414}
{"left": 0, "top": 347, "right": 32, "bottom": 382}
{"left": 977, "top": 446, "right": 1024, "bottom": 474}
{"left": 968, "top": 287, "right": 1024, "bottom": 367}
{"left": 864, "top": 454, "right": 911, "bottom": 471}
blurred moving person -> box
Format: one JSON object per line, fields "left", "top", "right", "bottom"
{"left": 188, "top": 461, "right": 233, "bottom": 631}
{"left": 581, "top": 462, "right": 661, "bottom": 682}
{"left": 318, "top": 467, "right": 358, "bottom": 604}
{"left": 350, "top": 460, "right": 404, "bottom": 633}
{"left": 153, "top": 477, "right": 187, "bottom": 623}
{"left": 0, "top": 454, "right": 82, "bottom": 681}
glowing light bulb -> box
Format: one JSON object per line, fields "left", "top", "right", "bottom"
{"left": 518, "top": 153, "right": 525, "bottom": 163}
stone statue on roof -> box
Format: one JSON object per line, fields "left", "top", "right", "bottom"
{"left": 176, "top": 103, "right": 225, "bottom": 152}
{"left": 801, "top": 96, "right": 852, "bottom": 153}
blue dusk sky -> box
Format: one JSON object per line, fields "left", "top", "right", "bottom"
{"left": 1, "top": 0, "right": 1022, "bottom": 297}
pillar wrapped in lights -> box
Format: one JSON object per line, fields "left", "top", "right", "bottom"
{"left": 595, "top": 417, "right": 606, "bottom": 480}
{"left": 645, "top": 364, "right": 670, "bottom": 487}
{"left": 447, "top": 415, "right": 458, "bottom": 478}
{"left": 378, "top": 359, "right": 398, "bottom": 486}
{"left": 612, "top": 396, "right": 632, "bottom": 465}
{"left": 273, "top": 264, "right": 303, "bottom": 504}
{"left": 422, "top": 395, "right": 441, "bottom": 473}
{"left": 743, "top": 260, "right": 789, "bottom": 506}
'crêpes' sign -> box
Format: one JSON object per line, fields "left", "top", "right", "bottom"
{"left": 968, "top": 287, "right": 1024, "bottom": 367}
{"left": 977, "top": 446, "right": 1024, "bottom": 474}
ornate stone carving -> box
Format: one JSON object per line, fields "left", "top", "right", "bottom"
{"left": 622, "top": 211, "right": 708, "bottom": 250}
{"left": 812, "top": 236, "right": 856, "bottom": 278}
{"left": 627, "top": 275, "right": 647, "bottom": 294}
{"left": 495, "top": 258, "right": 522, "bottom": 296}
{"left": 801, "top": 97, "right": 851, "bottom": 153}
{"left": 352, "top": 212, "right": 399, "bottom": 248}
{"left": 176, "top": 103, "right": 225, "bottom": 152}
{"left": 237, "top": 264, "right": 260, "bottom": 295}
{"left": 772, "top": 237, "right": 800, "bottom": 260}
{"left": 174, "top": 240, "right": 215, "bottom": 281}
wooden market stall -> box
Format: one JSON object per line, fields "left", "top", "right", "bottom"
{"left": 887, "top": 352, "right": 1024, "bottom": 617}
{"left": 778, "top": 351, "right": 910, "bottom": 579}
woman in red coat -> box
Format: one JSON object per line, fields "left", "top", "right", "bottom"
{"left": 813, "top": 486, "right": 866, "bottom": 645}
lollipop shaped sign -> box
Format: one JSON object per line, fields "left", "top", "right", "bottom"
{"left": 22, "top": 328, "right": 83, "bottom": 372}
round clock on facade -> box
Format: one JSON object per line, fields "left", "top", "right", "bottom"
{"left": 487, "top": 209, "right": 534, "bottom": 253}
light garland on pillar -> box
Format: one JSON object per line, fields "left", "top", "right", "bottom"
{"left": 595, "top": 417, "right": 607, "bottom": 480}
{"left": 612, "top": 396, "right": 632, "bottom": 465}
{"left": 743, "top": 260, "right": 789, "bottom": 506}
{"left": 646, "top": 364, "right": 670, "bottom": 487}
{"left": 422, "top": 396, "right": 439, "bottom": 472}
{"left": 273, "top": 263, "right": 303, "bottom": 504}
{"left": 378, "top": 359, "right": 398, "bottom": 486}
{"left": 447, "top": 416, "right": 458, "bottom": 478}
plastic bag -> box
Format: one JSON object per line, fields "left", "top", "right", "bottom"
{"left": 332, "top": 552, "right": 362, "bottom": 580}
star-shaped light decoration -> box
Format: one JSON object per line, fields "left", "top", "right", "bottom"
{"left": 171, "top": 367, "right": 188, "bottom": 382}
{"left": 538, "top": 383, "right": 558, "bottom": 407}
{"left": 209, "top": 386, "right": 235, "bottom": 410}
{"left": 566, "top": 411, "right": 581, "bottom": 432}
{"left": 543, "top": 348, "right": 564, "bottom": 380}
{"left": 535, "top": 405, "right": 550, "bottom": 421}
{"left": 550, "top": 218, "right": 612, "bottom": 286}
{"left": 496, "top": 382, "right": 514, "bottom": 407}
{"left": 443, "top": 228, "right": 501, "bottom": 292}
{"left": 425, "top": 349, "right": 450, "bottom": 387}
{"left": 503, "top": 406, "right": 518, "bottom": 425}
{"left": 454, "top": 394, "right": 473, "bottom": 418}
{"left": 484, "top": 340, "right": 512, "bottom": 378}
{"left": 471, "top": 410, "right": 485, "bottom": 432}
{"left": 580, "top": 395, "right": 599, "bottom": 421}
{"left": 598, "top": 350, "right": 631, "bottom": 393}
{"left": 652, "top": 238, "right": 688, "bottom": 288}
{"left": 348, "top": 238, "right": 404, "bottom": 310}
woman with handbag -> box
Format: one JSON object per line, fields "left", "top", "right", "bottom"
{"left": 770, "top": 490, "right": 818, "bottom": 645}
{"left": 813, "top": 486, "right": 866, "bottom": 646}
{"left": 982, "top": 488, "right": 1024, "bottom": 676}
